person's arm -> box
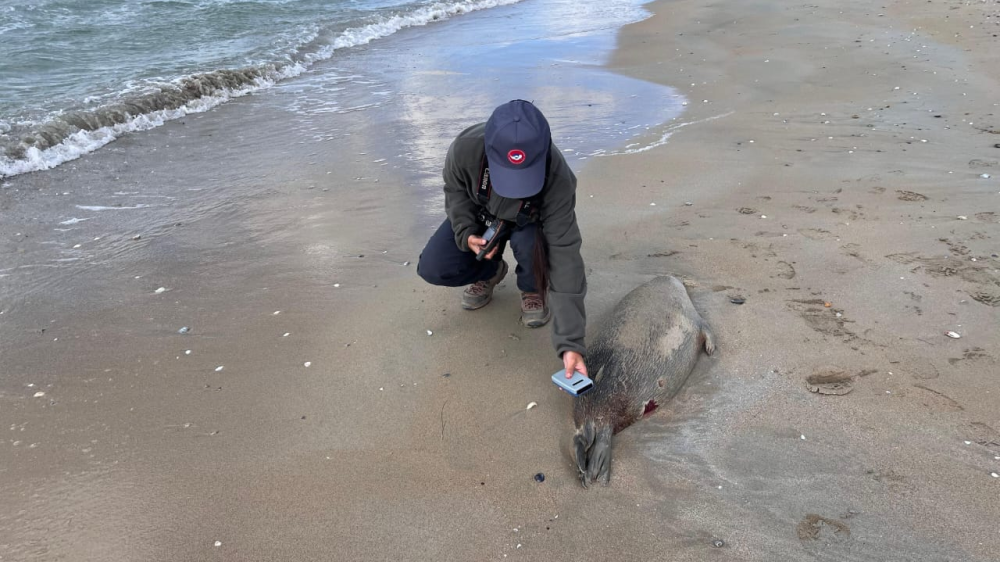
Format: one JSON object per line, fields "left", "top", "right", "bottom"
{"left": 540, "top": 153, "right": 587, "bottom": 365}
{"left": 443, "top": 141, "right": 480, "bottom": 252}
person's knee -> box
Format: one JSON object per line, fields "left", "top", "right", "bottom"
{"left": 416, "top": 253, "right": 446, "bottom": 286}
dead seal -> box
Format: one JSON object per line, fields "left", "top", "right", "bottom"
{"left": 573, "top": 275, "right": 715, "bottom": 487}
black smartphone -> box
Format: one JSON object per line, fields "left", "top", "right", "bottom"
{"left": 476, "top": 221, "right": 505, "bottom": 261}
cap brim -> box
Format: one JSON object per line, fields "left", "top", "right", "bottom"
{"left": 487, "top": 155, "right": 546, "bottom": 199}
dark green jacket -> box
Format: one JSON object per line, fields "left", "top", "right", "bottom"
{"left": 443, "top": 123, "right": 587, "bottom": 358}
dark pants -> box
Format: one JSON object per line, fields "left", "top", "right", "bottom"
{"left": 417, "top": 219, "right": 538, "bottom": 293}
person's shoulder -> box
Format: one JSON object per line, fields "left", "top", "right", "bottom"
{"left": 452, "top": 122, "right": 486, "bottom": 148}
{"left": 545, "top": 141, "right": 574, "bottom": 182}
{"left": 447, "top": 122, "right": 486, "bottom": 164}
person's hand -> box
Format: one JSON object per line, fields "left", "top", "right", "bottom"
{"left": 563, "top": 351, "right": 588, "bottom": 379}
{"left": 467, "top": 235, "right": 499, "bottom": 259}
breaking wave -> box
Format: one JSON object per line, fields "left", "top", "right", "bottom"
{"left": 0, "top": 0, "right": 522, "bottom": 179}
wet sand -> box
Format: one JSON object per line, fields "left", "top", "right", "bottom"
{"left": 3, "top": 0, "right": 1000, "bottom": 560}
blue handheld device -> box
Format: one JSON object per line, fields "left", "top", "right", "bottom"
{"left": 551, "top": 369, "right": 594, "bottom": 396}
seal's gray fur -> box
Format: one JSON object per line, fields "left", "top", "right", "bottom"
{"left": 572, "top": 276, "right": 715, "bottom": 487}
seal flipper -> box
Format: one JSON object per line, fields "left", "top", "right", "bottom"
{"left": 573, "top": 421, "right": 596, "bottom": 488}
{"left": 701, "top": 324, "right": 716, "bottom": 355}
{"left": 588, "top": 424, "right": 614, "bottom": 485}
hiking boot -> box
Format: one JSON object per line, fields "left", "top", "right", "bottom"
{"left": 520, "top": 292, "right": 551, "bottom": 328}
{"left": 462, "top": 260, "right": 508, "bottom": 310}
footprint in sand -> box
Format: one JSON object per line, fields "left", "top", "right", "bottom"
{"left": 937, "top": 238, "right": 971, "bottom": 256}
{"left": 736, "top": 207, "right": 759, "bottom": 215}
{"left": 831, "top": 206, "right": 863, "bottom": 221}
{"left": 793, "top": 205, "right": 817, "bottom": 213}
{"left": 775, "top": 261, "right": 796, "bottom": 279}
{"left": 797, "top": 514, "right": 851, "bottom": 545}
{"left": 805, "top": 369, "right": 854, "bottom": 395}
{"left": 896, "top": 190, "right": 928, "bottom": 201}
{"left": 948, "top": 347, "right": 992, "bottom": 365}
{"left": 970, "top": 291, "right": 1000, "bottom": 307}
{"left": 840, "top": 243, "right": 870, "bottom": 263}
{"left": 910, "top": 384, "right": 964, "bottom": 412}
{"left": 799, "top": 228, "right": 836, "bottom": 240}
{"left": 786, "top": 299, "right": 859, "bottom": 343}
{"left": 974, "top": 211, "right": 997, "bottom": 223}
{"left": 968, "top": 158, "right": 998, "bottom": 169}
{"left": 886, "top": 253, "right": 998, "bottom": 286}
{"left": 964, "top": 422, "right": 1000, "bottom": 448}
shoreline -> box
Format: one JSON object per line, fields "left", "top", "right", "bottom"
{"left": 583, "top": 0, "right": 1000, "bottom": 558}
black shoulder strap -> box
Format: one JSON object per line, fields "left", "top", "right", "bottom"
{"left": 476, "top": 154, "right": 491, "bottom": 206}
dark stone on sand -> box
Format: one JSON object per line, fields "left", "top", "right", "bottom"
{"left": 730, "top": 297, "right": 746, "bottom": 305}
{"left": 534, "top": 473, "right": 545, "bottom": 483}
{"left": 712, "top": 539, "right": 725, "bottom": 548}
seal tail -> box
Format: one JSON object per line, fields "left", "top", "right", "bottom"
{"left": 574, "top": 420, "right": 614, "bottom": 487}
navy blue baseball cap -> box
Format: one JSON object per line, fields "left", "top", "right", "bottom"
{"left": 485, "top": 100, "right": 551, "bottom": 199}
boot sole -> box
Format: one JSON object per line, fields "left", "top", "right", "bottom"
{"left": 520, "top": 309, "right": 552, "bottom": 328}
{"left": 462, "top": 296, "right": 493, "bottom": 311}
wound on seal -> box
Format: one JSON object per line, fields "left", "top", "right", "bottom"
{"left": 642, "top": 399, "right": 659, "bottom": 416}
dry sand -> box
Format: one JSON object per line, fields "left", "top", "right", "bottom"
{"left": 2, "top": 0, "right": 999, "bottom": 560}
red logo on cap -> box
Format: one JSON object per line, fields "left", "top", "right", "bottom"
{"left": 507, "top": 149, "right": 526, "bottom": 165}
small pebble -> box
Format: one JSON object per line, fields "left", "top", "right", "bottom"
{"left": 283, "top": 333, "right": 290, "bottom": 337}
{"left": 178, "top": 327, "right": 190, "bottom": 334}
{"left": 333, "top": 283, "right": 340, "bottom": 288}
{"left": 304, "top": 362, "right": 311, "bottom": 367}
{"left": 945, "top": 331, "right": 961, "bottom": 339}
{"left": 684, "top": 201, "right": 693, "bottom": 206}
{"left": 801, "top": 435, "right": 806, "bottom": 440}
{"left": 957, "top": 216, "right": 967, "bottom": 220}
{"left": 185, "top": 350, "right": 191, "bottom": 355}
{"left": 534, "top": 473, "right": 545, "bottom": 483}
{"left": 650, "top": 202, "right": 656, "bottom": 206}
{"left": 526, "top": 402, "right": 538, "bottom": 410}
{"left": 981, "top": 174, "right": 990, "bottom": 179}
{"left": 403, "top": 261, "right": 410, "bottom": 266}
{"left": 154, "top": 287, "right": 166, "bottom": 294}
{"left": 712, "top": 539, "right": 725, "bottom": 548}
{"left": 215, "top": 366, "right": 224, "bottom": 372}
{"left": 992, "top": 473, "right": 999, "bottom": 478}
{"left": 427, "top": 330, "right": 433, "bottom": 336}
{"left": 33, "top": 391, "right": 45, "bottom": 398}
{"left": 273, "top": 311, "right": 281, "bottom": 315}
{"left": 214, "top": 541, "right": 222, "bottom": 547}
{"left": 760, "top": 215, "right": 767, "bottom": 219}
{"left": 729, "top": 297, "right": 746, "bottom": 305}
{"left": 965, "top": 441, "right": 972, "bottom": 445}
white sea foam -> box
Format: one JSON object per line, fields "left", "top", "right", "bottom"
{"left": 75, "top": 204, "right": 152, "bottom": 211}
{"left": 603, "top": 111, "right": 735, "bottom": 155}
{"left": 0, "top": 0, "right": 524, "bottom": 179}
